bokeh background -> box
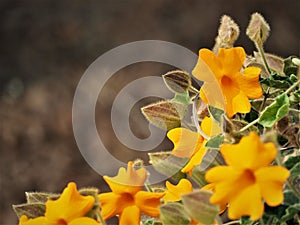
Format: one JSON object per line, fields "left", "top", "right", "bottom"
{"left": 1, "top": 0, "right": 299, "bottom": 224}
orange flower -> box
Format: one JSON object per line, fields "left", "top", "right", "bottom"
{"left": 168, "top": 117, "right": 220, "bottom": 174}
{"left": 192, "top": 47, "right": 262, "bottom": 118}
{"left": 205, "top": 132, "right": 290, "bottom": 220}
{"left": 18, "top": 182, "right": 100, "bottom": 225}
{"left": 98, "top": 162, "right": 165, "bottom": 225}
{"left": 164, "top": 179, "right": 193, "bottom": 202}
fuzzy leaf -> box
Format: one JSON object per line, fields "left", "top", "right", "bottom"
{"left": 163, "top": 70, "right": 191, "bottom": 94}
{"left": 26, "top": 192, "right": 57, "bottom": 204}
{"left": 148, "top": 152, "right": 187, "bottom": 181}
{"left": 160, "top": 202, "right": 191, "bottom": 225}
{"left": 181, "top": 190, "right": 219, "bottom": 224}
{"left": 259, "top": 93, "right": 290, "bottom": 127}
{"left": 141, "top": 100, "right": 186, "bottom": 130}
{"left": 13, "top": 203, "right": 46, "bottom": 219}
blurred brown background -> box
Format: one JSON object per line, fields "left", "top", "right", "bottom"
{"left": 1, "top": 0, "right": 299, "bottom": 224}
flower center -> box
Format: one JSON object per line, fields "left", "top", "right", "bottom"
{"left": 123, "top": 192, "right": 135, "bottom": 204}
{"left": 57, "top": 219, "right": 68, "bottom": 225}
{"left": 244, "top": 169, "right": 256, "bottom": 184}
{"left": 221, "top": 75, "right": 233, "bottom": 87}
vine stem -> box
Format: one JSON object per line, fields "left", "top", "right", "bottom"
{"left": 285, "top": 79, "right": 300, "bottom": 95}
{"left": 97, "top": 211, "right": 107, "bottom": 225}
{"left": 236, "top": 118, "right": 259, "bottom": 134}
{"left": 223, "top": 221, "right": 242, "bottom": 225}
{"left": 256, "top": 43, "right": 271, "bottom": 76}
{"left": 145, "top": 182, "right": 153, "bottom": 192}
{"left": 192, "top": 93, "right": 210, "bottom": 140}
{"left": 215, "top": 215, "right": 223, "bottom": 225}
{"left": 236, "top": 79, "right": 300, "bottom": 134}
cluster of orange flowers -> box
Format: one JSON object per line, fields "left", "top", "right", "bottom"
{"left": 17, "top": 46, "right": 294, "bottom": 225}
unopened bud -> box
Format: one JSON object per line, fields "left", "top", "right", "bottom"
{"left": 163, "top": 70, "right": 191, "bottom": 93}
{"left": 213, "top": 15, "right": 240, "bottom": 52}
{"left": 246, "top": 12, "right": 270, "bottom": 46}
{"left": 141, "top": 100, "right": 186, "bottom": 130}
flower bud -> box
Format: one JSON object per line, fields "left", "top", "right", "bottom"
{"left": 163, "top": 70, "right": 191, "bottom": 94}
{"left": 213, "top": 15, "right": 240, "bottom": 52}
{"left": 246, "top": 12, "right": 270, "bottom": 46}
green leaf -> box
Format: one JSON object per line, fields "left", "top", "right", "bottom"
{"left": 205, "top": 135, "right": 224, "bottom": 149}
{"left": 207, "top": 105, "right": 224, "bottom": 125}
{"left": 290, "top": 162, "right": 300, "bottom": 178}
{"left": 284, "top": 56, "right": 299, "bottom": 76}
{"left": 284, "top": 155, "right": 300, "bottom": 170}
{"left": 181, "top": 190, "right": 219, "bottom": 225}
{"left": 289, "top": 90, "right": 300, "bottom": 103}
{"left": 283, "top": 190, "right": 299, "bottom": 206}
{"left": 240, "top": 216, "right": 254, "bottom": 225}
{"left": 281, "top": 203, "right": 300, "bottom": 222}
{"left": 142, "top": 219, "right": 155, "bottom": 225}
{"left": 259, "top": 93, "right": 290, "bottom": 127}
{"left": 148, "top": 152, "right": 187, "bottom": 181}
{"left": 160, "top": 202, "right": 191, "bottom": 225}
{"left": 172, "top": 91, "right": 192, "bottom": 105}
{"left": 260, "top": 78, "right": 291, "bottom": 89}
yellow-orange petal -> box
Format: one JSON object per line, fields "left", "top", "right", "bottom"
{"left": 205, "top": 166, "right": 244, "bottom": 204}
{"left": 135, "top": 191, "right": 165, "bottom": 217}
{"left": 181, "top": 144, "right": 208, "bottom": 174}
{"left": 45, "top": 182, "right": 95, "bottom": 222}
{"left": 232, "top": 90, "right": 251, "bottom": 114}
{"left": 119, "top": 205, "right": 140, "bottom": 225}
{"left": 168, "top": 128, "right": 204, "bottom": 158}
{"left": 164, "top": 179, "right": 193, "bottom": 202}
{"left": 69, "top": 217, "right": 101, "bottom": 225}
{"left": 103, "top": 176, "right": 142, "bottom": 195}
{"left": 217, "top": 47, "right": 246, "bottom": 75}
{"left": 103, "top": 161, "right": 146, "bottom": 194}
{"left": 18, "top": 215, "right": 46, "bottom": 225}
{"left": 199, "top": 88, "right": 208, "bottom": 104}
{"left": 220, "top": 75, "right": 244, "bottom": 118}
{"left": 220, "top": 132, "right": 277, "bottom": 170}
{"left": 201, "top": 116, "right": 222, "bottom": 137}
{"left": 255, "top": 166, "right": 290, "bottom": 206}
{"left": 98, "top": 192, "right": 131, "bottom": 220}
{"left": 238, "top": 66, "right": 262, "bottom": 99}
{"left": 194, "top": 48, "right": 222, "bottom": 80}
{"left": 228, "top": 183, "right": 263, "bottom": 220}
